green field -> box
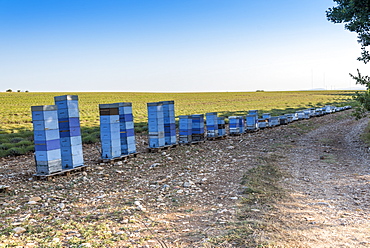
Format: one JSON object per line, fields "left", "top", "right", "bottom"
{"left": 0, "top": 90, "right": 357, "bottom": 157}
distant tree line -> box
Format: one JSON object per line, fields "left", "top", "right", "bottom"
{"left": 5, "top": 89, "right": 29, "bottom": 92}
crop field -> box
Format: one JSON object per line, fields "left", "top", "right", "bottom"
{"left": 0, "top": 90, "right": 357, "bottom": 157}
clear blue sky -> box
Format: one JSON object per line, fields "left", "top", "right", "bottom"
{"left": 0, "top": 0, "right": 368, "bottom": 92}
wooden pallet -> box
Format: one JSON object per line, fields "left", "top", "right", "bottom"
{"left": 179, "top": 140, "right": 206, "bottom": 146}
{"left": 0, "top": 185, "right": 10, "bottom": 194}
{"left": 146, "top": 144, "right": 178, "bottom": 153}
{"left": 207, "top": 135, "right": 228, "bottom": 140}
{"left": 229, "top": 133, "right": 243, "bottom": 136}
{"left": 99, "top": 152, "right": 139, "bottom": 163}
{"left": 33, "top": 165, "right": 89, "bottom": 181}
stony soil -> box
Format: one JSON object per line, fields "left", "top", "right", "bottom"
{"left": 0, "top": 109, "right": 369, "bottom": 247}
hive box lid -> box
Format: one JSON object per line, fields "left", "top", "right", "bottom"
{"left": 159, "top": 100, "right": 174, "bottom": 105}
{"left": 116, "top": 102, "right": 132, "bottom": 107}
{"left": 99, "top": 103, "right": 120, "bottom": 109}
{"left": 147, "top": 102, "right": 163, "bottom": 107}
{"left": 54, "top": 95, "right": 78, "bottom": 101}
{"left": 31, "top": 105, "right": 58, "bottom": 111}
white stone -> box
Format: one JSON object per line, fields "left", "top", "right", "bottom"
{"left": 29, "top": 197, "right": 41, "bottom": 202}
{"left": 13, "top": 227, "right": 26, "bottom": 234}
{"left": 80, "top": 243, "right": 92, "bottom": 247}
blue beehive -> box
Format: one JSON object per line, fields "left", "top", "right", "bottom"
{"left": 160, "top": 101, "right": 177, "bottom": 145}
{"left": 191, "top": 114, "right": 204, "bottom": 141}
{"left": 206, "top": 112, "right": 219, "bottom": 138}
{"left": 117, "top": 102, "right": 136, "bottom": 155}
{"left": 269, "top": 116, "right": 280, "bottom": 127}
{"left": 147, "top": 102, "right": 165, "bottom": 148}
{"left": 54, "top": 95, "right": 84, "bottom": 169}
{"left": 217, "top": 117, "right": 226, "bottom": 136}
{"left": 257, "top": 118, "right": 268, "bottom": 129}
{"left": 217, "top": 116, "right": 226, "bottom": 136}
{"left": 262, "top": 113, "right": 271, "bottom": 120}
{"left": 279, "top": 115, "right": 288, "bottom": 125}
{"left": 238, "top": 116, "right": 246, "bottom": 133}
{"left": 32, "top": 105, "right": 62, "bottom": 175}
{"left": 303, "top": 109, "right": 311, "bottom": 119}
{"left": 296, "top": 111, "right": 305, "bottom": 120}
{"left": 246, "top": 114, "right": 258, "bottom": 131}
{"left": 248, "top": 110, "right": 259, "bottom": 117}
{"left": 99, "top": 103, "right": 121, "bottom": 159}
{"left": 229, "top": 116, "right": 240, "bottom": 135}
{"left": 179, "top": 115, "right": 192, "bottom": 144}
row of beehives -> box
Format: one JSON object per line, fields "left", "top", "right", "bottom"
{"left": 174, "top": 105, "right": 352, "bottom": 144}
{"left": 31, "top": 94, "right": 352, "bottom": 175}
{"left": 243, "top": 105, "right": 352, "bottom": 130}
{"left": 242, "top": 105, "right": 352, "bottom": 131}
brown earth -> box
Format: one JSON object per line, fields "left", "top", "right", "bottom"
{"left": 0, "top": 109, "right": 369, "bottom": 247}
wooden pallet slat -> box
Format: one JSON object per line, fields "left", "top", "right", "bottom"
{"left": 33, "top": 165, "right": 89, "bottom": 181}
{"left": 207, "top": 135, "right": 228, "bottom": 140}
{"left": 146, "top": 144, "right": 178, "bottom": 153}
{"left": 99, "top": 152, "right": 139, "bottom": 163}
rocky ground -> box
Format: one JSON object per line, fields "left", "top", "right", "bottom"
{"left": 0, "top": 109, "right": 369, "bottom": 247}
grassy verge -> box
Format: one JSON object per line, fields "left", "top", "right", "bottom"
{"left": 209, "top": 155, "right": 287, "bottom": 247}
{"left": 361, "top": 121, "right": 370, "bottom": 146}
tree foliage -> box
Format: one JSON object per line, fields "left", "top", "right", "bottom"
{"left": 327, "top": 0, "right": 370, "bottom": 118}
{"left": 327, "top": 0, "right": 370, "bottom": 63}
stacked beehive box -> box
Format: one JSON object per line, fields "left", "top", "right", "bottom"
{"left": 269, "top": 116, "right": 280, "bottom": 127}
{"left": 279, "top": 115, "right": 288, "bottom": 125}
{"left": 229, "top": 116, "right": 240, "bottom": 135}
{"left": 206, "top": 112, "right": 219, "bottom": 138}
{"left": 246, "top": 114, "right": 258, "bottom": 131}
{"left": 179, "top": 115, "right": 192, "bottom": 144}
{"left": 32, "top": 105, "right": 62, "bottom": 175}
{"left": 284, "top": 114, "right": 294, "bottom": 123}
{"left": 191, "top": 114, "right": 204, "bottom": 142}
{"left": 238, "top": 116, "right": 246, "bottom": 133}
{"left": 296, "top": 111, "right": 305, "bottom": 120}
{"left": 303, "top": 110, "right": 311, "bottom": 119}
{"left": 257, "top": 118, "right": 268, "bottom": 128}
{"left": 147, "top": 102, "right": 165, "bottom": 148}
{"left": 217, "top": 117, "right": 226, "bottom": 136}
{"left": 248, "top": 110, "right": 259, "bottom": 117}
{"left": 99, "top": 103, "right": 121, "bottom": 159}
{"left": 262, "top": 113, "right": 271, "bottom": 122}
{"left": 54, "top": 95, "right": 83, "bottom": 169}
{"left": 160, "top": 101, "right": 177, "bottom": 145}
{"left": 118, "top": 102, "right": 136, "bottom": 155}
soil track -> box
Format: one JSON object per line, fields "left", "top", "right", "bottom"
{"left": 266, "top": 113, "right": 370, "bottom": 247}
{"left": 0, "top": 110, "right": 369, "bottom": 247}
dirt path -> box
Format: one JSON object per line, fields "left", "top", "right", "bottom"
{"left": 268, "top": 114, "right": 370, "bottom": 247}
{"left": 0, "top": 110, "right": 369, "bottom": 248}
